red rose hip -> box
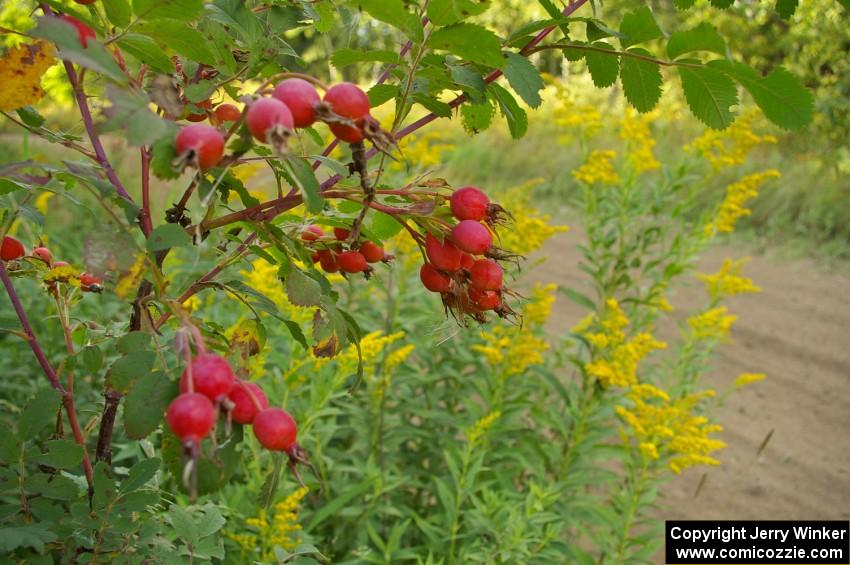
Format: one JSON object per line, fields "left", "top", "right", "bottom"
{"left": 424, "top": 233, "right": 462, "bottom": 272}
{"left": 175, "top": 124, "right": 225, "bottom": 170}
{"left": 451, "top": 220, "right": 492, "bottom": 255}
{"left": 301, "top": 225, "right": 325, "bottom": 241}
{"left": 420, "top": 264, "right": 452, "bottom": 293}
{"left": 253, "top": 407, "right": 297, "bottom": 451}
{"left": 166, "top": 392, "right": 216, "bottom": 443}
{"left": 246, "top": 97, "right": 294, "bottom": 143}
{"left": 32, "top": 246, "right": 52, "bottom": 265}
{"left": 179, "top": 353, "right": 236, "bottom": 401}
{"left": 212, "top": 103, "right": 241, "bottom": 124}
{"left": 360, "top": 241, "right": 384, "bottom": 263}
{"left": 273, "top": 78, "right": 320, "bottom": 128}
{"left": 469, "top": 259, "right": 502, "bottom": 291}
{"left": 450, "top": 187, "right": 490, "bottom": 221}
{"left": 323, "top": 82, "right": 370, "bottom": 121}
{"left": 338, "top": 251, "right": 367, "bottom": 273}
{"left": 228, "top": 380, "right": 269, "bottom": 424}
{"left": 1, "top": 236, "right": 25, "bottom": 261}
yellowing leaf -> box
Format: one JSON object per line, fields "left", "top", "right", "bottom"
{"left": 0, "top": 41, "right": 56, "bottom": 111}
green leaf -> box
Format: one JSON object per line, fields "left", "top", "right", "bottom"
{"left": 709, "top": 0, "right": 735, "bottom": 7}
{"left": 19, "top": 388, "right": 60, "bottom": 441}
{"left": 32, "top": 17, "right": 126, "bottom": 83}
{"left": 150, "top": 137, "right": 181, "bottom": 180}
{"left": 287, "top": 269, "right": 322, "bottom": 307}
{"left": 449, "top": 65, "right": 487, "bottom": 98}
{"left": 678, "top": 63, "right": 738, "bottom": 129}
{"left": 82, "top": 345, "right": 103, "bottom": 373}
{"left": 619, "top": 49, "right": 663, "bottom": 113}
{"left": 619, "top": 6, "right": 663, "bottom": 48}
{"left": 34, "top": 439, "right": 83, "bottom": 469}
{"left": 258, "top": 452, "right": 284, "bottom": 512}
{"left": 125, "top": 372, "right": 176, "bottom": 439}
{"left": 460, "top": 100, "right": 494, "bottom": 134}
{"left": 0, "top": 178, "right": 27, "bottom": 196}
{"left": 367, "top": 84, "right": 400, "bottom": 107}
{"left": 101, "top": 87, "right": 172, "bottom": 146}
{"left": 427, "top": 0, "right": 491, "bottom": 25}
{"left": 136, "top": 20, "right": 218, "bottom": 65}
{"left": 368, "top": 212, "right": 404, "bottom": 240}
{"left": 489, "top": 83, "right": 527, "bottom": 139}
{"left": 428, "top": 23, "right": 504, "bottom": 68}
{"left": 585, "top": 42, "right": 619, "bottom": 88}
{"left": 355, "top": 0, "right": 423, "bottom": 41}
{"left": 107, "top": 351, "right": 156, "bottom": 393}
{"left": 305, "top": 478, "right": 375, "bottom": 532}
{"left": 118, "top": 35, "right": 173, "bottom": 73}
{"left": 776, "top": 0, "right": 798, "bottom": 18}
{"left": 41, "top": 474, "right": 80, "bottom": 501}
{"left": 503, "top": 52, "right": 544, "bottom": 108}
{"left": 0, "top": 524, "right": 57, "bottom": 553}
{"left": 120, "top": 457, "right": 161, "bottom": 492}
{"left": 16, "top": 106, "right": 45, "bottom": 127}
{"left": 169, "top": 504, "right": 199, "bottom": 546}
{"left": 147, "top": 223, "right": 191, "bottom": 252}
{"left": 711, "top": 61, "right": 813, "bottom": 130}
{"left": 117, "top": 331, "right": 150, "bottom": 354}
{"left": 331, "top": 48, "right": 402, "bottom": 68}
{"left": 104, "top": 0, "right": 132, "bottom": 27}
{"left": 133, "top": 0, "right": 204, "bottom": 21}
{"left": 413, "top": 93, "right": 452, "bottom": 117}
{"left": 667, "top": 23, "right": 726, "bottom": 59}
{"left": 197, "top": 504, "right": 226, "bottom": 539}
{"left": 284, "top": 157, "right": 324, "bottom": 214}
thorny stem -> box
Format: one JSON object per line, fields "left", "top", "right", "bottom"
{"left": 0, "top": 261, "right": 94, "bottom": 492}
{"left": 347, "top": 141, "right": 374, "bottom": 243}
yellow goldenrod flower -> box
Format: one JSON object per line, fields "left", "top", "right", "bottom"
{"left": 472, "top": 325, "right": 549, "bottom": 378}
{"left": 229, "top": 487, "right": 309, "bottom": 560}
{"left": 733, "top": 372, "right": 766, "bottom": 389}
{"left": 466, "top": 410, "right": 501, "bottom": 445}
{"left": 687, "top": 110, "right": 778, "bottom": 170}
{"left": 697, "top": 258, "right": 761, "bottom": 299}
{"left": 34, "top": 191, "right": 55, "bottom": 214}
{"left": 392, "top": 130, "right": 456, "bottom": 171}
{"left": 522, "top": 283, "right": 557, "bottom": 325}
{"left": 687, "top": 306, "right": 737, "bottom": 340}
{"left": 619, "top": 110, "right": 660, "bottom": 174}
{"left": 572, "top": 150, "right": 620, "bottom": 185}
{"left": 239, "top": 259, "right": 315, "bottom": 325}
{"left": 496, "top": 180, "right": 569, "bottom": 256}
{"left": 115, "top": 254, "right": 146, "bottom": 299}
{"left": 704, "top": 170, "right": 780, "bottom": 236}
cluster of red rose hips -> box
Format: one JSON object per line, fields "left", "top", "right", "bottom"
{"left": 301, "top": 225, "right": 389, "bottom": 276}
{"left": 1, "top": 235, "right": 103, "bottom": 292}
{"left": 166, "top": 351, "right": 301, "bottom": 459}
{"left": 418, "top": 187, "right": 513, "bottom": 321}
{"left": 174, "top": 77, "right": 382, "bottom": 171}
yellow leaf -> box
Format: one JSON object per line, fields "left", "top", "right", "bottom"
{"left": 0, "top": 41, "right": 56, "bottom": 111}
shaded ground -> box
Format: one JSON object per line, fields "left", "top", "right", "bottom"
{"left": 527, "top": 230, "right": 850, "bottom": 525}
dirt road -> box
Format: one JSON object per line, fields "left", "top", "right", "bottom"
{"left": 528, "top": 230, "right": 850, "bottom": 521}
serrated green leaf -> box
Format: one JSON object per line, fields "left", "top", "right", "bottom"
{"left": 147, "top": 223, "right": 191, "bottom": 252}
{"left": 41, "top": 474, "right": 80, "bottom": 501}
{"left": 619, "top": 6, "right": 663, "bottom": 48}
{"left": 150, "top": 136, "right": 181, "bottom": 180}
{"left": 711, "top": 61, "right": 812, "bottom": 130}
{"left": 368, "top": 212, "right": 403, "bottom": 240}
{"left": 331, "top": 48, "right": 402, "bottom": 68}
{"left": 133, "top": 0, "right": 204, "bottom": 21}
{"left": 0, "top": 524, "right": 57, "bottom": 553}
{"left": 107, "top": 351, "right": 156, "bottom": 392}
{"left": 427, "top": 0, "right": 491, "bottom": 25}
{"left": 678, "top": 63, "right": 738, "bottom": 129}
{"left": 449, "top": 65, "right": 487, "bottom": 98}
{"left": 286, "top": 269, "right": 322, "bottom": 307}
{"left": 16, "top": 106, "right": 45, "bottom": 127}
{"left": 197, "top": 504, "right": 226, "bottom": 538}
{"left": 585, "top": 42, "right": 619, "bottom": 88}
{"left": 776, "top": 0, "right": 799, "bottom": 18}
{"left": 489, "top": 83, "right": 527, "bottom": 139}
{"left": 117, "top": 331, "right": 149, "bottom": 354}
{"left": 428, "top": 23, "right": 503, "bottom": 68}
{"left": 19, "top": 388, "right": 60, "bottom": 441}
{"left": 125, "top": 372, "right": 175, "bottom": 439}
{"left": 82, "top": 345, "right": 103, "bottom": 373}
{"left": 284, "top": 157, "right": 323, "bottom": 214}
{"left": 619, "top": 49, "right": 663, "bottom": 113}
{"left": 356, "top": 0, "right": 423, "bottom": 41}
{"left": 169, "top": 504, "right": 199, "bottom": 545}
{"left": 120, "top": 457, "right": 161, "bottom": 492}
{"left": 32, "top": 17, "right": 126, "bottom": 83}
{"left": 367, "top": 84, "right": 399, "bottom": 107}
{"left": 136, "top": 20, "right": 217, "bottom": 65}
{"left": 461, "top": 99, "right": 494, "bottom": 134}
{"left": 585, "top": 19, "right": 621, "bottom": 42}
{"left": 667, "top": 23, "right": 726, "bottom": 59}
{"left": 503, "top": 52, "right": 544, "bottom": 108}
{"left": 34, "top": 439, "right": 83, "bottom": 469}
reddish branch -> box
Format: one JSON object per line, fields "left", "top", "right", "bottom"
{"left": 0, "top": 262, "right": 94, "bottom": 492}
